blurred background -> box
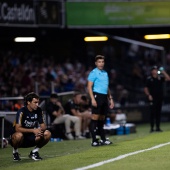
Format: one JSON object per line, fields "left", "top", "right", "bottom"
{"left": 0, "top": 0, "right": 170, "bottom": 131}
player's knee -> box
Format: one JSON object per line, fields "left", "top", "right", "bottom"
{"left": 12, "top": 132, "right": 23, "bottom": 141}
{"left": 44, "top": 130, "right": 51, "bottom": 139}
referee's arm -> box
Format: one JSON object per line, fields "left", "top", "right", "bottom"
{"left": 107, "top": 89, "right": 114, "bottom": 109}
{"left": 87, "top": 81, "right": 97, "bottom": 107}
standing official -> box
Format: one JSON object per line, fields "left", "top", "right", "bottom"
{"left": 87, "top": 55, "right": 114, "bottom": 146}
{"left": 144, "top": 66, "right": 170, "bottom": 132}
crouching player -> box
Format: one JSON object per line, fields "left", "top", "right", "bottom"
{"left": 10, "top": 92, "right": 51, "bottom": 161}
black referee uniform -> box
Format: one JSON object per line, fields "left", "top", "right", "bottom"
{"left": 144, "top": 73, "right": 165, "bottom": 132}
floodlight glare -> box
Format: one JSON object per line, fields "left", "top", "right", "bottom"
{"left": 14, "top": 37, "right": 36, "bottom": 42}
{"left": 144, "top": 34, "right": 170, "bottom": 40}
{"left": 84, "top": 36, "right": 108, "bottom": 42}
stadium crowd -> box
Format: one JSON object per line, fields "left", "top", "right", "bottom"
{"left": 0, "top": 42, "right": 170, "bottom": 142}
{"left": 0, "top": 42, "right": 169, "bottom": 111}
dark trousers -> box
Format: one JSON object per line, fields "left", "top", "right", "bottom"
{"left": 150, "top": 99, "right": 162, "bottom": 130}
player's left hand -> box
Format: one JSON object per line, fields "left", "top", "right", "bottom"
{"left": 35, "top": 128, "right": 44, "bottom": 137}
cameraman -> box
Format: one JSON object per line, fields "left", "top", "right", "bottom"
{"left": 144, "top": 66, "right": 170, "bottom": 132}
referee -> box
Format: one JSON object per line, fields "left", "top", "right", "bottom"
{"left": 87, "top": 55, "right": 114, "bottom": 146}
{"left": 144, "top": 66, "right": 170, "bottom": 132}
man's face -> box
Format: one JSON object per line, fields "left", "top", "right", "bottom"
{"left": 151, "top": 69, "right": 158, "bottom": 77}
{"left": 95, "top": 59, "right": 105, "bottom": 70}
{"left": 51, "top": 98, "right": 58, "bottom": 104}
{"left": 27, "top": 98, "right": 39, "bottom": 111}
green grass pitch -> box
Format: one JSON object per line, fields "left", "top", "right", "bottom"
{"left": 1, "top": 122, "right": 170, "bottom": 170}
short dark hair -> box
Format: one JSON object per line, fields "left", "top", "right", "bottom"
{"left": 24, "top": 92, "right": 39, "bottom": 105}
{"left": 151, "top": 65, "right": 158, "bottom": 71}
{"left": 50, "top": 93, "right": 58, "bottom": 99}
{"left": 95, "top": 55, "right": 105, "bottom": 61}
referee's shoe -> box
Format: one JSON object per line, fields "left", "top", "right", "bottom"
{"left": 100, "top": 138, "right": 113, "bottom": 146}
{"left": 91, "top": 141, "right": 101, "bottom": 147}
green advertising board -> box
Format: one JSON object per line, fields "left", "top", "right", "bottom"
{"left": 66, "top": 1, "right": 170, "bottom": 28}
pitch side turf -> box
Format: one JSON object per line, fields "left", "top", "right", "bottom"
{"left": 1, "top": 122, "right": 170, "bottom": 170}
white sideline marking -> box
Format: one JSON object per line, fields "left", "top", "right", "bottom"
{"left": 74, "top": 142, "right": 170, "bottom": 170}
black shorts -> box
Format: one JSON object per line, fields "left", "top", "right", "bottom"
{"left": 92, "top": 92, "right": 108, "bottom": 115}
{"left": 10, "top": 131, "right": 36, "bottom": 148}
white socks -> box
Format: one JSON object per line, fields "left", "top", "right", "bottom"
{"left": 13, "top": 148, "right": 18, "bottom": 153}
{"left": 13, "top": 147, "right": 40, "bottom": 154}
{"left": 32, "top": 147, "right": 40, "bottom": 153}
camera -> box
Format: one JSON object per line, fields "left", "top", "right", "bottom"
{"left": 157, "top": 67, "right": 164, "bottom": 74}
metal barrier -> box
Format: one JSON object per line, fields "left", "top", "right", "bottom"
{"left": 0, "top": 112, "right": 16, "bottom": 148}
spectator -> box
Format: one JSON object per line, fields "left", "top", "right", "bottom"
{"left": 11, "top": 99, "right": 24, "bottom": 111}
{"left": 115, "top": 84, "right": 129, "bottom": 106}
{"left": 46, "top": 93, "right": 85, "bottom": 140}
{"left": 131, "top": 63, "right": 144, "bottom": 89}
{"left": 64, "top": 93, "right": 92, "bottom": 138}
